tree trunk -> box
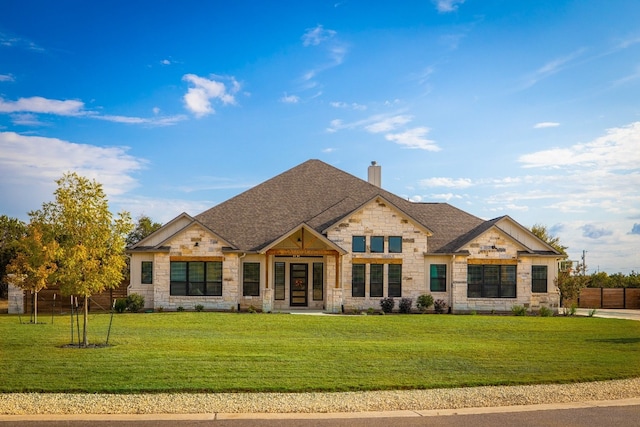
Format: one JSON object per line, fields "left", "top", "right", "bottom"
{"left": 34, "top": 291, "right": 38, "bottom": 324}
{"left": 82, "top": 295, "right": 88, "bottom": 347}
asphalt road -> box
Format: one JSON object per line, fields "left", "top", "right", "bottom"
{"left": 2, "top": 404, "right": 639, "bottom": 427}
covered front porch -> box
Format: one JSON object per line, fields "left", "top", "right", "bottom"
{"left": 260, "top": 225, "right": 346, "bottom": 313}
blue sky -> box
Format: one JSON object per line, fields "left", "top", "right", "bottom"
{"left": 1, "top": 0, "right": 639, "bottom": 274}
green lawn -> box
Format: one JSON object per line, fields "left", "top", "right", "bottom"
{"left": 1, "top": 312, "right": 639, "bottom": 393}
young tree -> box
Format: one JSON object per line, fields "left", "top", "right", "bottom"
{"left": 6, "top": 222, "right": 58, "bottom": 323}
{"left": 0, "top": 215, "right": 26, "bottom": 299}
{"left": 555, "top": 262, "right": 589, "bottom": 314}
{"left": 32, "top": 173, "right": 133, "bottom": 346}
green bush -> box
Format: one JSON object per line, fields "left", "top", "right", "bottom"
{"left": 114, "top": 298, "right": 127, "bottom": 313}
{"left": 195, "top": 304, "right": 204, "bottom": 312}
{"left": 176, "top": 306, "right": 185, "bottom": 312}
{"left": 511, "top": 305, "right": 527, "bottom": 316}
{"left": 126, "top": 293, "right": 145, "bottom": 312}
{"left": 416, "top": 294, "right": 434, "bottom": 312}
{"left": 434, "top": 299, "right": 447, "bottom": 314}
{"left": 380, "top": 297, "right": 395, "bottom": 313}
{"left": 399, "top": 297, "right": 413, "bottom": 314}
{"left": 539, "top": 306, "right": 553, "bottom": 317}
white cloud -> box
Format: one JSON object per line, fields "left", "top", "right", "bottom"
{"left": 521, "top": 48, "right": 586, "bottom": 89}
{"left": 534, "top": 122, "right": 560, "bottom": 129}
{"left": 182, "top": 74, "right": 239, "bottom": 118}
{"left": 420, "top": 177, "right": 473, "bottom": 188}
{"left": 385, "top": 127, "right": 440, "bottom": 151}
{"left": 519, "top": 121, "right": 640, "bottom": 170}
{"left": 327, "top": 113, "right": 440, "bottom": 150}
{"left": 301, "top": 25, "right": 336, "bottom": 47}
{"left": 365, "top": 115, "right": 413, "bottom": 133}
{"left": 0, "top": 96, "right": 85, "bottom": 116}
{"left": 10, "top": 113, "right": 47, "bottom": 126}
{"left": 0, "top": 74, "right": 14, "bottom": 82}
{"left": 92, "top": 114, "right": 187, "bottom": 126}
{"left": 0, "top": 132, "right": 146, "bottom": 217}
{"left": 433, "top": 0, "right": 465, "bottom": 13}
{"left": 330, "top": 101, "right": 367, "bottom": 111}
{"left": 281, "top": 94, "right": 300, "bottom": 104}
{"left": 161, "top": 59, "right": 171, "bottom": 65}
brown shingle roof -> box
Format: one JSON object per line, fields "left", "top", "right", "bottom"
{"left": 195, "top": 159, "right": 486, "bottom": 252}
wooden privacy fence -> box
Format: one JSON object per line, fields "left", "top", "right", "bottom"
{"left": 21, "top": 281, "right": 129, "bottom": 315}
{"left": 578, "top": 288, "right": 640, "bottom": 309}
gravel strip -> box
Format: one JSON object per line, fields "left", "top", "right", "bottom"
{"left": 1, "top": 378, "right": 639, "bottom": 415}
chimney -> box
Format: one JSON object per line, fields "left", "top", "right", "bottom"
{"left": 368, "top": 161, "right": 381, "bottom": 187}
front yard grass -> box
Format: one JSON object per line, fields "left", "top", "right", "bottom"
{"left": 0, "top": 312, "right": 639, "bottom": 393}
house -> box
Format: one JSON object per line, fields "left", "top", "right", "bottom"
{"left": 127, "top": 160, "right": 564, "bottom": 313}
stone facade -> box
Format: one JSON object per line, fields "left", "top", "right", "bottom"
{"left": 128, "top": 203, "right": 561, "bottom": 314}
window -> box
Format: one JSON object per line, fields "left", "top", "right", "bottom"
{"left": 352, "top": 264, "right": 365, "bottom": 297}
{"left": 352, "top": 236, "right": 366, "bottom": 253}
{"left": 388, "top": 236, "right": 402, "bottom": 253}
{"left": 243, "top": 262, "right": 260, "bottom": 296}
{"left": 274, "top": 262, "right": 285, "bottom": 300}
{"left": 532, "top": 265, "right": 548, "bottom": 293}
{"left": 467, "top": 264, "right": 516, "bottom": 298}
{"left": 370, "top": 236, "right": 384, "bottom": 253}
{"left": 430, "top": 264, "right": 446, "bottom": 292}
{"left": 370, "top": 264, "right": 384, "bottom": 297}
{"left": 169, "top": 261, "right": 222, "bottom": 296}
{"left": 141, "top": 261, "right": 153, "bottom": 284}
{"left": 313, "top": 263, "right": 324, "bottom": 301}
{"left": 388, "top": 264, "right": 402, "bottom": 297}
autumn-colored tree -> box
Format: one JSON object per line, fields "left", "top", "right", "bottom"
{"left": 6, "top": 222, "right": 58, "bottom": 323}
{"left": 31, "top": 173, "right": 133, "bottom": 346}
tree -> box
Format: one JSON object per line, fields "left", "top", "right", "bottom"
{"left": 6, "top": 222, "right": 58, "bottom": 323}
{"left": 126, "top": 214, "right": 162, "bottom": 247}
{"left": 555, "top": 262, "right": 589, "bottom": 314}
{"left": 530, "top": 224, "right": 568, "bottom": 255}
{"left": 31, "top": 173, "right": 133, "bottom": 346}
{"left": 0, "top": 215, "right": 26, "bottom": 298}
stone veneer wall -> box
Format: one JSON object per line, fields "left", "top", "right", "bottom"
{"left": 152, "top": 225, "right": 240, "bottom": 311}
{"left": 327, "top": 198, "right": 428, "bottom": 312}
{"left": 451, "top": 229, "right": 559, "bottom": 313}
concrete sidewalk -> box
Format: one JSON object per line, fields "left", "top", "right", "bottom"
{"left": 575, "top": 308, "right": 640, "bottom": 321}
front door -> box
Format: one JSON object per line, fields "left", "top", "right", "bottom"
{"left": 290, "top": 263, "right": 308, "bottom": 307}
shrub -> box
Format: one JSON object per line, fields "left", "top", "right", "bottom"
{"left": 434, "top": 299, "right": 447, "bottom": 314}
{"left": 588, "top": 308, "right": 597, "bottom": 317}
{"left": 380, "top": 297, "right": 395, "bottom": 313}
{"left": 126, "top": 293, "right": 145, "bottom": 312}
{"left": 399, "top": 297, "right": 413, "bottom": 314}
{"left": 114, "top": 298, "right": 127, "bottom": 313}
{"left": 366, "top": 307, "right": 375, "bottom": 315}
{"left": 511, "top": 305, "right": 527, "bottom": 316}
{"left": 195, "top": 304, "right": 204, "bottom": 312}
{"left": 176, "top": 306, "right": 185, "bottom": 312}
{"left": 416, "top": 294, "right": 434, "bottom": 312}
{"left": 539, "top": 306, "right": 553, "bottom": 317}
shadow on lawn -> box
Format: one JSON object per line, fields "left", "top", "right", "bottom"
{"left": 587, "top": 338, "right": 640, "bottom": 344}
